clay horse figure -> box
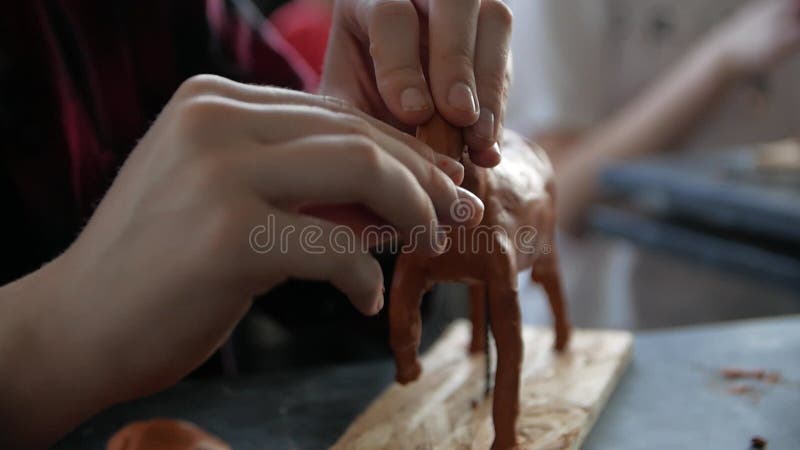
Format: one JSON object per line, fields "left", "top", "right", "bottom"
{"left": 389, "top": 114, "right": 572, "bottom": 450}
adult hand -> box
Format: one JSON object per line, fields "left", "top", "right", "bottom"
{"left": 320, "top": 0, "right": 513, "bottom": 167}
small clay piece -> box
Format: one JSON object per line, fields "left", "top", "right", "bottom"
{"left": 750, "top": 435, "right": 767, "bottom": 449}
{"left": 389, "top": 114, "right": 571, "bottom": 450}
{"left": 726, "top": 384, "right": 756, "bottom": 396}
{"left": 721, "top": 368, "right": 781, "bottom": 384}
{"left": 106, "top": 419, "right": 231, "bottom": 450}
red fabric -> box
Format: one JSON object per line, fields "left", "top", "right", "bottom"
{"left": 270, "top": 0, "right": 333, "bottom": 77}
{"left": 0, "top": 0, "right": 321, "bottom": 281}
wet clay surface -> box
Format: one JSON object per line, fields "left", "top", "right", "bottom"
{"left": 389, "top": 116, "right": 572, "bottom": 449}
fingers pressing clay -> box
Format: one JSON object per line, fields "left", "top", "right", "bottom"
{"left": 465, "top": 0, "right": 513, "bottom": 166}
{"left": 242, "top": 135, "right": 440, "bottom": 252}
{"left": 361, "top": 0, "right": 434, "bottom": 123}
{"left": 254, "top": 210, "right": 385, "bottom": 316}
{"left": 427, "top": 0, "right": 482, "bottom": 127}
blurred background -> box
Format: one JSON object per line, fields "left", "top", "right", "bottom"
{"left": 504, "top": 0, "right": 800, "bottom": 330}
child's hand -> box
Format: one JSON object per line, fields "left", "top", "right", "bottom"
{"left": 710, "top": 0, "right": 800, "bottom": 76}
{"left": 1, "top": 75, "right": 483, "bottom": 447}
{"left": 320, "top": 0, "right": 513, "bottom": 167}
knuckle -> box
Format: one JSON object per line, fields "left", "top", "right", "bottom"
{"left": 370, "top": 0, "right": 417, "bottom": 24}
{"left": 175, "top": 74, "right": 229, "bottom": 101}
{"left": 348, "top": 136, "right": 385, "bottom": 172}
{"left": 481, "top": 0, "right": 513, "bottom": 29}
{"left": 442, "top": 0, "right": 480, "bottom": 13}
{"left": 427, "top": 160, "right": 451, "bottom": 191}
{"left": 415, "top": 144, "right": 437, "bottom": 164}
{"left": 399, "top": 166, "right": 432, "bottom": 217}
{"left": 321, "top": 95, "right": 355, "bottom": 113}
{"left": 375, "top": 66, "right": 422, "bottom": 90}
{"left": 346, "top": 135, "right": 397, "bottom": 199}
{"left": 478, "top": 70, "right": 510, "bottom": 105}
{"left": 338, "top": 113, "right": 372, "bottom": 136}
{"left": 176, "top": 95, "right": 228, "bottom": 133}
{"left": 425, "top": 163, "right": 454, "bottom": 206}
{"left": 441, "top": 49, "right": 474, "bottom": 70}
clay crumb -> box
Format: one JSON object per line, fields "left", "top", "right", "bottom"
{"left": 720, "top": 368, "right": 781, "bottom": 384}
{"left": 726, "top": 384, "right": 756, "bottom": 395}
{"left": 762, "top": 372, "right": 781, "bottom": 384}
{"left": 750, "top": 435, "right": 767, "bottom": 449}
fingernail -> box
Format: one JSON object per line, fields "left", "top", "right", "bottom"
{"left": 474, "top": 107, "right": 495, "bottom": 140}
{"left": 434, "top": 155, "right": 464, "bottom": 182}
{"left": 448, "top": 82, "right": 478, "bottom": 113}
{"left": 401, "top": 87, "right": 430, "bottom": 112}
{"left": 487, "top": 142, "right": 501, "bottom": 159}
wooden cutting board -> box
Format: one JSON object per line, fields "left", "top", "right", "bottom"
{"left": 332, "top": 320, "right": 632, "bottom": 450}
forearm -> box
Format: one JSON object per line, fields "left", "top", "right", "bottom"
{"left": 553, "top": 36, "right": 740, "bottom": 230}
{"left": 0, "top": 262, "right": 112, "bottom": 449}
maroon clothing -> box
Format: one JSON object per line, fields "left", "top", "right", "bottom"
{"left": 0, "top": 0, "right": 319, "bottom": 283}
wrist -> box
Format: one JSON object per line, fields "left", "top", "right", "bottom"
{"left": 0, "top": 259, "right": 112, "bottom": 448}
{"left": 0, "top": 267, "right": 57, "bottom": 447}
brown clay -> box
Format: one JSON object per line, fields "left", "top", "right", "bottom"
{"left": 750, "top": 435, "right": 767, "bottom": 449}
{"left": 106, "top": 419, "right": 231, "bottom": 450}
{"left": 721, "top": 368, "right": 781, "bottom": 384}
{"left": 389, "top": 114, "right": 571, "bottom": 450}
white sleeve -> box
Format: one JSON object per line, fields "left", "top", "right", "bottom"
{"left": 505, "top": 0, "right": 609, "bottom": 137}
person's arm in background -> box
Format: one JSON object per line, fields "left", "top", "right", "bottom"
{"left": 536, "top": 0, "right": 800, "bottom": 231}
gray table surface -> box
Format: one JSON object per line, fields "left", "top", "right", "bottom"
{"left": 55, "top": 315, "right": 800, "bottom": 450}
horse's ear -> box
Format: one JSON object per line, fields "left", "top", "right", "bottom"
{"left": 416, "top": 113, "right": 465, "bottom": 161}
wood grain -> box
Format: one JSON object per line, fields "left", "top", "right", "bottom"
{"left": 333, "top": 320, "right": 632, "bottom": 450}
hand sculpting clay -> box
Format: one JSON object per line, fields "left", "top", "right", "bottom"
{"left": 389, "top": 115, "right": 571, "bottom": 450}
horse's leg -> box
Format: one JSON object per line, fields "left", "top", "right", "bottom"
{"left": 531, "top": 212, "right": 571, "bottom": 351}
{"left": 487, "top": 279, "right": 523, "bottom": 450}
{"left": 468, "top": 283, "right": 488, "bottom": 354}
{"left": 531, "top": 252, "right": 570, "bottom": 351}
{"left": 389, "top": 253, "right": 428, "bottom": 384}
